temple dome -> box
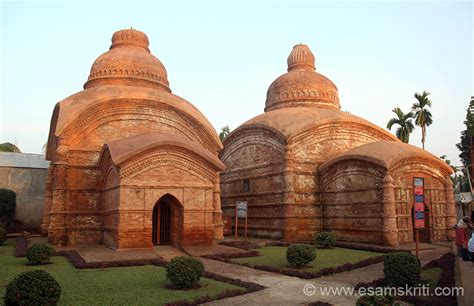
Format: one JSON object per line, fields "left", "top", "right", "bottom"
{"left": 265, "top": 44, "right": 340, "bottom": 112}
{"left": 84, "top": 29, "right": 170, "bottom": 91}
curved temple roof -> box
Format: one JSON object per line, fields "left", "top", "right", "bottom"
{"left": 319, "top": 141, "right": 453, "bottom": 175}
{"left": 46, "top": 29, "right": 223, "bottom": 160}
{"left": 226, "top": 43, "right": 400, "bottom": 148}
{"left": 101, "top": 132, "right": 225, "bottom": 170}
{"left": 227, "top": 107, "right": 399, "bottom": 143}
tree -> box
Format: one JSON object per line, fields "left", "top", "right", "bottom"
{"left": 456, "top": 97, "right": 474, "bottom": 191}
{"left": 411, "top": 91, "right": 433, "bottom": 149}
{"left": 219, "top": 125, "right": 230, "bottom": 141}
{"left": 386, "top": 107, "right": 415, "bottom": 143}
{"left": 456, "top": 97, "right": 474, "bottom": 168}
{"left": 0, "top": 142, "right": 21, "bottom": 153}
{"left": 439, "top": 155, "right": 458, "bottom": 173}
{"left": 440, "top": 155, "right": 467, "bottom": 191}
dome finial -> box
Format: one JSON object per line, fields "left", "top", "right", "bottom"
{"left": 265, "top": 43, "right": 339, "bottom": 112}
{"left": 110, "top": 28, "right": 149, "bottom": 51}
{"left": 84, "top": 28, "right": 169, "bottom": 91}
{"left": 287, "top": 44, "right": 315, "bottom": 72}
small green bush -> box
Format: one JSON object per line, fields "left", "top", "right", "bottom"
{"left": 315, "top": 231, "right": 337, "bottom": 248}
{"left": 0, "top": 227, "right": 6, "bottom": 245}
{"left": 286, "top": 244, "right": 316, "bottom": 268}
{"left": 356, "top": 294, "right": 395, "bottom": 306}
{"left": 5, "top": 270, "right": 61, "bottom": 306}
{"left": 26, "top": 243, "right": 55, "bottom": 265}
{"left": 166, "top": 256, "right": 205, "bottom": 288}
{"left": 0, "top": 189, "right": 16, "bottom": 227}
{"left": 383, "top": 252, "right": 421, "bottom": 287}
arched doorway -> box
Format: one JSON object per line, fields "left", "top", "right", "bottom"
{"left": 152, "top": 194, "right": 182, "bottom": 246}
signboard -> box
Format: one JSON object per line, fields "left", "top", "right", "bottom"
{"left": 413, "top": 177, "right": 425, "bottom": 229}
{"left": 234, "top": 201, "right": 248, "bottom": 241}
{"left": 414, "top": 186, "right": 424, "bottom": 195}
{"left": 236, "top": 201, "right": 248, "bottom": 218}
{"left": 414, "top": 194, "right": 424, "bottom": 203}
{"left": 459, "top": 192, "right": 473, "bottom": 204}
{"left": 414, "top": 178, "right": 424, "bottom": 187}
{"left": 414, "top": 202, "right": 425, "bottom": 228}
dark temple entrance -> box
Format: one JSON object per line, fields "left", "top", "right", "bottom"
{"left": 152, "top": 199, "right": 172, "bottom": 245}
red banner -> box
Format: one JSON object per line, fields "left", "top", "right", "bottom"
{"left": 413, "top": 177, "right": 425, "bottom": 229}
{"left": 414, "top": 186, "right": 423, "bottom": 195}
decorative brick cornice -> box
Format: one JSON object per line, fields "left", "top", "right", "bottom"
{"left": 120, "top": 150, "right": 216, "bottom": 182}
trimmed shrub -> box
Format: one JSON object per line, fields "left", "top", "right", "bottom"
{"left": 166, "top": 256, "right": 205, "bottom": 288}
{"left": 0, "top": 189, "right": 16, "bottom": 227}
{"left": 27, "top": 243, "right": 55, "bottom": 265}
{"left": 5, "top": 270, "right": 61, "bottom": 306}
{"left": 0, "top": 227, "right": 7, "bottom": 245}
{"left": 383, "top": 252, "right": 421, "bottom": 287}
{"left": 315, "top": 231, "right": 337, "bottom": 248}
{"left": 286, "top": 244, "right": 316, "bottom": 268}
{"left": 356, "top": 294, "right": 395, "bottom": 306}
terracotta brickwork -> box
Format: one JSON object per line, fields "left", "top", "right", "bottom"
{"left": 42, "top": 29, "right": 224, "bottom": 249}
{"left": 221, "top": 44, "right": 454, "bottom": 246}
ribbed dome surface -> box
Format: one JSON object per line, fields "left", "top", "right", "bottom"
{"left": 84, "top": 29, "right": 170, "bottom": 91}
{"left": 287, "top": 43, "right": 315, "bottom": 71}
{"left": 265, "top": 44, "right": 339, "bottom": 112}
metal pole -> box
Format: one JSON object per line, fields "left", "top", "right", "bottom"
{"left": 462, "top": 164, "right": 473, "bottom": 193}
{"left": 415, "top": 229, "right": 419, "bottom": 258}
{"left": 244, "top": 214, "right": 248, "bottom": 241}
{"left": 234, "top": 205, "right": 238, "bottom": 242}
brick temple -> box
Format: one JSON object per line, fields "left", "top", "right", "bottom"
{"left": 42, "top": 29, "right": 225, "bottom": 249}
{"left": 42, "top": 30, "right": 456, "bottom": 249}
{"left": 220, "top": 44, "right": 456, "bottom": 246}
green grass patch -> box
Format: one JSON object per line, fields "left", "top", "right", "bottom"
{"left": 420, "top": 267, "right": 442, "bottom": 288}
{"left": 0, "top": 240, "right": 244, "bottom": 305}
{"left": 233, "top": 246, "right": 381, "bottom": 272}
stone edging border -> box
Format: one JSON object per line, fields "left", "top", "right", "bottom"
{"left": 204, "top": 252, "right": 385, "bottom": 279}
{"left": 209, "top": 241, "right": 411, "bottom": 279}
{"left": 354, "top": 253, "right": 456, "bottom": 306}
{"left": 219, "top": 240, "right": 410, "bottom": 254}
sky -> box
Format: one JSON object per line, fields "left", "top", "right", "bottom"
{"left": 1, "top": 0, "right": 472, "bottom": 166}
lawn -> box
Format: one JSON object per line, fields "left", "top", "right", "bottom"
{"left": 233, "top": 246, "right": 382, "bottom": 271}
{"left": 0, "top": 240, "right": 244, "bottom": 305}
{"left": 420, "top": 267, "right": 442, "bottom": 288}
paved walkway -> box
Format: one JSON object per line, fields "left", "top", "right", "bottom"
{"left": 201, "top": 257, "right": 359, "bottom": 306}
{"left": 203, "top": 244, "right": 452, "bottom": 305}
{"left": 184, "top": 244, "right": 252, "bottom": 257}
{"left": 456, "top": 252, "right": 474, "bottom": 306}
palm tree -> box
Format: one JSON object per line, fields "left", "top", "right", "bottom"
{"left": 412, "top": 91, "right": 433, "bottom": 150}
{"left": 219, "top": 125, "right": 230, "bottom": 141}
{"left": 386, "top": 107, "right": 415, "bottom": 143}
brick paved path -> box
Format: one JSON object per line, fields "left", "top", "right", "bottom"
{"left": 203, "top": 245, "right": 452, "bottom": 306}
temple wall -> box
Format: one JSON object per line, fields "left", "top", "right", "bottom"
{"left": 320, "top": 160, "right": 386, "bottom": 244}
{"left": 282, "top": 124, "right": 394, "bottom": 242}
{"left": 220, "top": 129, "right": 286, "bottom": 239}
